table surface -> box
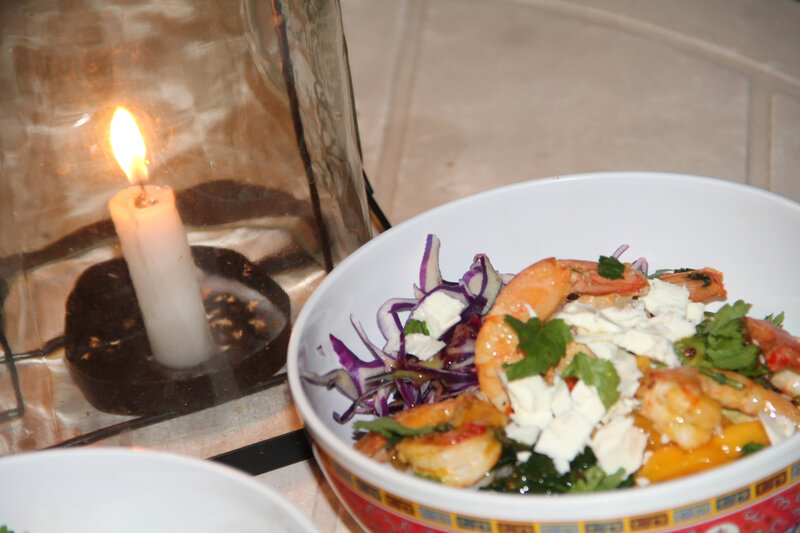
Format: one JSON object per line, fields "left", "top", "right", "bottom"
{"left": 258, "top": 0, "right": 800, "bottom": 530}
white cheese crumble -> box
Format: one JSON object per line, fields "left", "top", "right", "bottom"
{"left": 410, "top": 290, "right": 466, "bottom": 339}
{"left": 535, "top": 410, "right": 596, "bottom": 474}
{"left": 404, "top": 334, "right": 445, "bottom": 360}
{"left": 505, "top": 375, "right": 607, "bottom": 473}
{"left": 554, "top": 279, "right": 701, "bottom": 369}
{"left": 590, "top": 416, "right": 648, "bottom": 477}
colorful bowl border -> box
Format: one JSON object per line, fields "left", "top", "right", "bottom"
{"left": 314, "top": 446, "right": 800, "bottom": 533}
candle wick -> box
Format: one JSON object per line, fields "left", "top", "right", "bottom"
{"left": 134, "top": 185, "right": 157, "bottom": 208}
{"left": 131, "top": 158, "right": 155, "bottom": 208}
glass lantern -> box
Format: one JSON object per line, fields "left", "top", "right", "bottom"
{"left": 0, "top": 0, "right": 378, "bottom": 458}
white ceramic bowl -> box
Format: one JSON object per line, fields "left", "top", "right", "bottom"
{"left": 0, "top": 447, "right": 318, "bottom": 533}
{"left": 288, "top": 172, "right": 800, "bottom": 533}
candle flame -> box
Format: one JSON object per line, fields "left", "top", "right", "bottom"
{"left": 110, "top": 107, "right": 148, "bottom": 185}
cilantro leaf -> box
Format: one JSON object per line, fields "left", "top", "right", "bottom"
{"left": 741, "top": 442, "right": 766, "bottom": 456}
{"left": 354, "top": 417, "right": 450, "bottom": 448}
{"left": 765, "top": 311, "right": 785, "bottom": 328}
{"left": 562, "top": 352, "right": 621, "bottom": 409}
{"left": 686, "top": 271, "right": 712, "bottom": 287}
{"left": 676, "top": 300, "right": 761, "bottom": 371}
{"left": 598, "top": 255, "right": 625, "bottom": 279}
{"left": 503, "top": 317, "right": 573, "bottom": 380}
{"left": 569, "top": 465, "right": 629, "bottom": 493}
{"left": 404, "top": 319, "right": 430, "bottom": 335}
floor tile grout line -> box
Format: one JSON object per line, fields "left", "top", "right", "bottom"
{"left": 370, "top": 0, "right": 427, "bottom": 216}
{"left": 507, "top": 0, "right": 800, "bottom": 92}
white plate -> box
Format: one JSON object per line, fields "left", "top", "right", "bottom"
{"left": 0, "top": 447, "right": 318, "bottom": 533}
{"left": 288, "top": 171, "right": 800, "bottom": 521}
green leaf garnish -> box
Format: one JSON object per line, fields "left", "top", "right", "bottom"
{"left": 686, "top": 272, "right": 712, "bottom": 287}
{"left": 568, "top": 466, "right": 629, "bottom": 493}
{"left": 676, "top": 300, "right": 761, "bottom": 371}
{"left": 354, "top": 417, "right": 450, "bottom": 448}
{"left": 765, "top": 311, "right": 785, "bottom": 328}
{"left": 698, "top": 367, "right": 745, "bottom": 389}
{"left": 483, "top": 446, "right": 632, "bottom": 494}
{"left": 597, "top": 255, "right": 625, "bottom": 280}
{"left": 562, "top": 352, "right": 621, "bottom": 409}
{"left": 741, "top": 442, "right": 766, "bottom": 456}
{"left": 404, "top": 319, "right": 430, "bottom": 336}
{"left": 503, "top": 317, "right": 573, "bottom": 380}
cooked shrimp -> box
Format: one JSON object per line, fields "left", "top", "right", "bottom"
{"left": 742, "top": 317, "right": 800, "bottom": 397}
{"left": 354, "top": 393, "right": 507, "bottom": 487}
{"left": 637, "top": 366, "right": 800, "bottom": 450}
{"left": 658, "top": 267, "right": 727, "bottom": 302}
{"left": 475, "top": 258, "right": 648, "bottom": 410}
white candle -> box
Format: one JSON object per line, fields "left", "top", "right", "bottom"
{"left": 108, "top": 108, "right": 216, "bottom": 368}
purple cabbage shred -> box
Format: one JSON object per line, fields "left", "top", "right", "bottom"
{"left": 302, "top": 234, "right": 504, "bottom": 423}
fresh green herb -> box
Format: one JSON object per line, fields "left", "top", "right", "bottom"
{"left": 676, "top": 300, "right": 761, "bottom": 371}
{"left": 699, "top": 367, "right": 745, "bottom": 389}
{"left": 503, "top": 317, "right": 573, "bottom": 380}
{"left": 404, "top": 319, "right": 430, "bottom": 335}
{"left": 741, "top": 442, "right": 766, "bottom": 456}
{"left": 765, "top": 312, "right": 785, "bottom": 328}
{"left": 597, "top": 255, "right": 625, "bottom": 280}
{"left": 568, "top": 465, "right": 629, "bottom": 493}
{"left": 353, "top": 417, "right": 450, "bottom": 448}
{"left": 562, "top": 352, "right": 621, "bottom": 409}
{"left": 0, "top": 527, "right": 15, "bottom": 533}
{"left": 483, "top": 446, "right": 632, "bottom": 495}
{"left": 647, "top": 267, "right": 695, "bottom": 279}
{"left": 686, "top": 272, "right": 712, "bottom": 287}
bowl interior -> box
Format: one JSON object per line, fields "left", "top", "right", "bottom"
{"left": 0, "top": 448, "right": 318, "bottom": 533}
{"left": 288, "top": 172, "right": 800, "bottom": 519}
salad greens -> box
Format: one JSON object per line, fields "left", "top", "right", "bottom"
{"left": 485, "top": 443, "right": 632, "bottom": 495}
{"left": 676, "top": 300, "right": 763, "bottom": 373}
{"left": 562, "top": 352, "right": 621, "bottom": 409}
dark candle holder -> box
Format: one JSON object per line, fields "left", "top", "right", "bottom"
{"left": 65, "top": 246, "right": 291, "bottom": 415}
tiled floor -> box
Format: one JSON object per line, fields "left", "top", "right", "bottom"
{"left": 341, "top": 0, "right": 800, "bottom": 225}
{"left": 257, "top": 1, "right": 800, "bottom": 532}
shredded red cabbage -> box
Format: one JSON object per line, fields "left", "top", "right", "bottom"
{"left": 303, "top": 234, "right": 505, "bottom": 423}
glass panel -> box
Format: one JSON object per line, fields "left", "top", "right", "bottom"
{"left": 0, "top": 0, "right": 372, "bottom": 456}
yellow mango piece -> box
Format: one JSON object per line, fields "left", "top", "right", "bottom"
{"left": 637, "top": 420, "right": 769, "bottom": 484}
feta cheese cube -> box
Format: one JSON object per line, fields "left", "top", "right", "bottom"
{"left": 556, "top": 302, "right": 622, "bottom": 335}
{"left": 641, "top": 278, "right": 691, "bottom": 316}
{"left": 615, "top": 328, "right": 680, "bottom": 367}
{"left": 686, "top": 301, "right": 706, "bottom": 325}
{"left": 599, "top": 301, "right": 649, "bottom": 328}
{"left": 590, "top": 416, "right": 648, "bottom": 477}
{"left": 410, "top": 290, "right": 467, "bottom": 338}
{"left": 648, "top": 312, "right": 697, "bottom": 342}
{"left": 535, "top": 410, "right": 595, "bottom": 474}
{"left": 570, "top": 380, "right": 606, "bottom": 426}
{"left": 405, "top": 333, "right": 445, "bottom": 360}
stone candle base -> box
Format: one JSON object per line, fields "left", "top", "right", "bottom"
{"left": 64, "top": 246, "right": 291, "bottom": 416}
